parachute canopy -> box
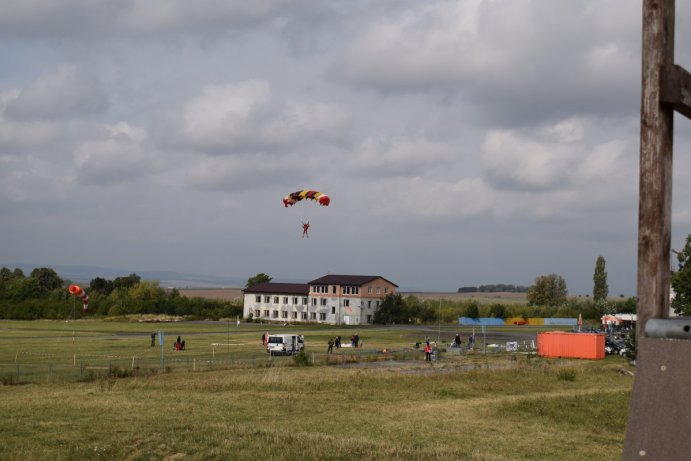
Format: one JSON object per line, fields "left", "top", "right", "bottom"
{"left": 68, "top": 284, "right": 89, "bottom": 312}
{"left": 283, "top": 190, "right": 330, "bottom": 207}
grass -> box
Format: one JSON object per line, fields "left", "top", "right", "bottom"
{"left": 0, "top": 320, "right": 632, "bottom": 460}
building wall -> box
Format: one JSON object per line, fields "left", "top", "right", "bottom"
{"left": 243, "top": 277, "right": 396, "bottom": 325}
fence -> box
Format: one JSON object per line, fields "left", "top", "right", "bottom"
{"left": 1, "top": 347, "right": 433, "bottom": 384}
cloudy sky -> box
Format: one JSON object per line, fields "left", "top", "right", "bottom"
{"left": 2, "top": 0, "right": 691, "bottom": 294}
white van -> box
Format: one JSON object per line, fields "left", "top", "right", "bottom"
{"left": 266, "top": 334, "right": 305, "bottom": 356}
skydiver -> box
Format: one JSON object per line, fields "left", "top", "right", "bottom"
{"left": 302, "top": 221, "right": 310, "bottom": 238}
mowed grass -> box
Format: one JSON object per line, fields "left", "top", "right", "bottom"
{"left": 0, "top": 320, "right": 632, "bottom": 460}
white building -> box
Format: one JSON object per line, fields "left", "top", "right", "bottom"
{"left": 242, "top": 274, "right": 398, "bottom": 325}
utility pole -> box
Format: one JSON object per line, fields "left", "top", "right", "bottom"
{"left": 623, "top": 1, "right": 691, "bottom": 459}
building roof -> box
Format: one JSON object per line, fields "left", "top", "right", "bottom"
{"left": 308, "top": 274, "right": 398, "bottom": 287}
{"left": 243, "top": 282, "right": 309, "bottom": 295}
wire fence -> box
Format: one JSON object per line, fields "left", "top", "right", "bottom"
{"left": 0, "top": 340, "right": 539, "bottom": 385}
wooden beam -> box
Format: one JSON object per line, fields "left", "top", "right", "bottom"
{"left": 660, "top": 64, "right": 691, "bottom": 120}
{"left": 637, "top": 0, "right": 674, "bottom": 340}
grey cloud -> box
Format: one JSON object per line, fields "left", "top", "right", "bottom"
{"left": 185, "top": 153, "right": 310, "bottom": 193}
{"left": 151, "top": 80, "right": 347, "bottom": 153}
{"left": 73, "top": 123, "right": 162, "bottom": 185}
{"left": 4, "top": 66, "right": 108, "bottom": 121}
{"left": 0, "top": 0, "right": 308, "bottom": 38}
{"left": 332, "top": 0, "right": 642, "bottom": 123}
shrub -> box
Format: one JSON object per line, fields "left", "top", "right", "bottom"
{"left": 557, "top": 368, "right": 577, "bottom": 382}
{"left": 292, "top": 351, "right": 312, "bottom": 367}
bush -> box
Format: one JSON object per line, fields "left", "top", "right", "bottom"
{"left": 557, "top": 368, "right": 577, "bottom": 382}
{"left": 293, "top": 351, "right": 312, "bottom": 367}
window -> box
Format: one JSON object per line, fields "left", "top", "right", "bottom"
{"left": 368, "top": 300, "right": 372, "bottom": 308}
{"left": 310, "top": 312, "right": 316, "bottom": 320}
{"left": 312, "top": 298, "right": 317, "bottom": 306}
{"left": 332, "top": 286, "right": 336, "bottom": 294}
{"left": 264, "top": 296, "right": 271, "bottom": 303}
{"left": 332, "top": 306, "right": 336, "bottom": 314}
{"left": 292, "top": 297, "right": 298, "bottom": 305}
{"left": 384, "top": 287, "right": 389, "bottom": 294}
{"left": 368, "top": 287, "right": 372, "bottom": 294}
{"left": 367, "top": 315, "right": 372, "bottom": 323}
{"left": 344, "top": 299, "right": 350, "bottom": 307}
{"left": 319, "top": 313, "right": 326, "bottom": 320}
{"left": 320, "top": 299, "right": 327, "bottom": 306}
{"left": 376, "top": 287, "right": 381, "bottom": 294}
{"left": 291, "top": 312, "right": 297, "bottom": 319}
{"left": 302, "top": 297, "right": 308, "bottom": 305}
{"left": 255, "top": 310, "right": 260, "bottom": 317}
{"left": 353, "top": 287, "right": 359, "bottom": 295}
{"left": 272, "top": 310, "right": 279, "bottom": 318}
{"left": 343, "top": 286, "right": 350, "bottom": 294}
{"left": 281, "top": 311, "right": 288, "bottom": 319}
{"left": 283, "top": 297, "right": 288, "bottom": 304}
{"left": 376, "top": 301, "right": 380, "bottom": 308}
{"left": 263, "top": 310, "right": 269, "bottom": 317}
{"left": 301, "top": 312, "right": 308, "bottom": 319}
{"left": 273, "top": 296, "right": 279, "bottom": 304}
{"left": 255, "top": 295, "right": 261, "bottom": 303}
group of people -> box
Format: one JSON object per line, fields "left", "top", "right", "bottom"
{"left": 451, "top": 333, "right": 475, "bottom": 350}
{"left": 327, "top": 335, "right": 343, "bottom": 353}
{"left": 149, "top": 332, "right": 186, "bottom": 351}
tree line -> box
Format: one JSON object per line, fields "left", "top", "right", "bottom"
{"left": 457, "top": 284, "right": 528, "bottom": 293}
{"left": 0, "top": 267, "right": 241, "bottom": 320}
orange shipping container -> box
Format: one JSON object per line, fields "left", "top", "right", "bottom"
{"left": 537, "top": 332, "right": 605, "bottom": 360}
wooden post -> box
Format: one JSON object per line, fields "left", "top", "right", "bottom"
{"left": 624, "top": 2, "right": 691, "bottom": 458}
{"left": 637, "top": 0, "right": 675, "bottom": 339}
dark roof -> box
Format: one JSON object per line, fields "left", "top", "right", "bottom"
{"left": 243, "top": 282, "right": 309, "bottom": 295}
{"left": 308, "top": 274, "right": 398, "bottom": 287}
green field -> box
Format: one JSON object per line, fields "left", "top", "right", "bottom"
{"left": 0, "top": 320, "right": 633, "bottom": 460}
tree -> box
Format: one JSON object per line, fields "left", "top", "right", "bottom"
{"left": 113, "top": 273, "right": 141, "bottom": 290}
{"left": 246, "top": 273, "right": 272, "bottom": 289}
{"left": 592, "top": 256, "right": 609, "bottom": 303}
{"left": 488, "top": 303, "right": 507, "bottom": 319}
{"left": 527, "top": 274, "right": 568, "bottom": 307}
{"left": 373, "top": 294, "right": 408, "bottom": 324}
{"left": 671, "top": 234, "right": 691, "bottom": 315}
{"left": 29, "top": 267, "right": 63, "bottom": 293}
{"left": 90, "top": 277, "right": 114, "bottom": 294}
{"left": 464, "top": 301, "right": 480, "bottom": 319}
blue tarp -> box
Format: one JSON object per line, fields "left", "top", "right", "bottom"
{"left": 458, "top": 317, "right": 505, "bottom": 326}
{"left": 544, "top": 318, "right": 578, "bottom": 326}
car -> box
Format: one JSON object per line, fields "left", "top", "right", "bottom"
{"left": 605, "top": 337, "right": 626, "bottom": 355}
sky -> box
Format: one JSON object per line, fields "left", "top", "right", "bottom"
{"left": 1, "top": 0, "right": 691, "bottom": 295}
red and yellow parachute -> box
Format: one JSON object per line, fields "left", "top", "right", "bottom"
{"left": 68, "top": 284, "right": 89, "bottom": 312}
{"left": 282, "top": 190, "right": 330, "bottom": 207}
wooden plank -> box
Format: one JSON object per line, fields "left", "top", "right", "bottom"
{"left": 622, "top": 337, "right": 691, "bottom": 460}
{"left": 637, "top": 0, "right": 674, "bottom": 340}
{"left": 660, "top": 64, "right": 691, "bottom": 119}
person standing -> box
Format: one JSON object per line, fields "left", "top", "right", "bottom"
{"left": 424, "top": 342, "right": 432, "bottom": 361}
{"left": 150, "top": 332, "right": 156, "bottom": 347}
{"left": 327, "top": 337, "right": 334, "bottom": 354}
